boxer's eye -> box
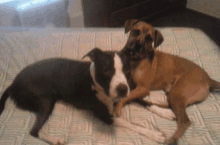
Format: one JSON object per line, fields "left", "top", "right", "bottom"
{"left": 145, "top": 34, "right": 152, "bottom": 42}
{"left": 131, "top": 30, "right": 140, "bottom": 37}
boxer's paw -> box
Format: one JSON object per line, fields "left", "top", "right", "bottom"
{"left": 114, "top": 103, "right": 123, "bottom": 117}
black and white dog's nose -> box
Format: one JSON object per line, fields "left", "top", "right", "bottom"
{"left": 116, "top": 84, "right": 128, "bottom": 97}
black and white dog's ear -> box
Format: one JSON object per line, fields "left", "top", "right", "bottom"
{"left": 82, "top": 47, "right": 104, "bottom": 61}
{"left": 154, "top": 29, "right": 164, "bottom": 48}
{"left": 124, "top": 19, "right": 138, "bottom": 33}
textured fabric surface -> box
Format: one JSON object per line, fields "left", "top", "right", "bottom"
{"left": 0, "top": 27, "right": 220, "bottom": 145}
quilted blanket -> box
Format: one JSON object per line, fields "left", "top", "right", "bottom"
{"left": 0, "top": 27, "right": 220, "bottom": 145}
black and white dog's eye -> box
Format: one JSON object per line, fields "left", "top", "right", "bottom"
{"left": 125, "top": 69, "right": 130, "bottom": 74}
{"left": 124, "top": 67, "right": 130, "bottom": 74}
{"left": 103, "top": 69, "right": 111, "bottom": 76}
{"left": 131, "top": 29, "right": 140, "bottom": 37}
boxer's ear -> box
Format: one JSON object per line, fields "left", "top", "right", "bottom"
{"left": 124, "top": 19, "right": 138, "bottom": 33}
{"left": 154, "top": 29, "right": 164, "bottom": 48}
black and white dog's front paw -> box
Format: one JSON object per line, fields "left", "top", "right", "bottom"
{"left": 38, "top": 132, "right": 66, "bottom": 145}
{"left": 147, "top": 105, "right": 176, "bottom": 121}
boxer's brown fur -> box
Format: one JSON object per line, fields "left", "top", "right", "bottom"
{"left": 115, "top": 19, "right": 220, "bottom": 144}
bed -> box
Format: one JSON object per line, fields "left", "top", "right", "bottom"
{"left": 0, "top": 27, "right": 219, "bottom": 145}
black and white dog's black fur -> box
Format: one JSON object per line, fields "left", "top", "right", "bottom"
{"left": 0, "top": 48, "right": 166, "bottom": 144}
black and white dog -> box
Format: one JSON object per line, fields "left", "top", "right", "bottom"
{"left": 0, "top": 48, "right": 165, "bottom": 144}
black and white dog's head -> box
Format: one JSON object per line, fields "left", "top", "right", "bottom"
{"left": 83, "top": 48, "right": 131, "bottom": 102}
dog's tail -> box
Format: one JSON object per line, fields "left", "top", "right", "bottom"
{"left": 210, "top": 79, "right": 220, "bottom": 90}
{"left": 0, "top": 86, "right": 11, "bottom": 115}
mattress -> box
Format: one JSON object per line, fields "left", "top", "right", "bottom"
{"left": 0, "top": 27, "right": 220, "bottom": 145}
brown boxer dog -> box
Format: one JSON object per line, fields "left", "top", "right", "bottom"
{"left": 115, "top": 19, "right": 220, "bottom": 144}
